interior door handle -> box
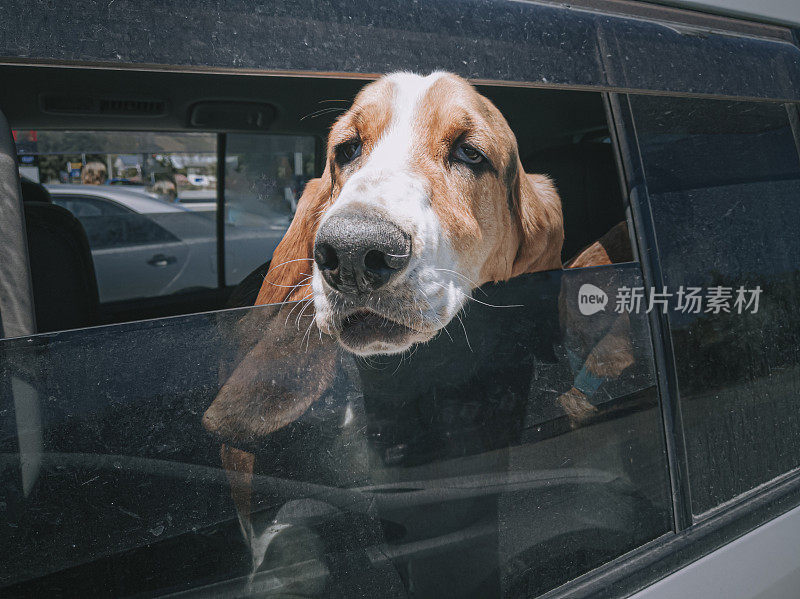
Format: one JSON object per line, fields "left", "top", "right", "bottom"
{"left": 147, "top": 254, "right": 177, "bottom": 267}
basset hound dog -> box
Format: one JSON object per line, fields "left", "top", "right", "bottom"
{"left": 203, "top": 71, "right": 633, "bottom": 582}
{"left": 258, "top": 71, "right": 563, "bottom": 354}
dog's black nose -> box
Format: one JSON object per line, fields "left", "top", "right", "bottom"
{"left": 314, "top": 213, "right": 411, "bottom": 294}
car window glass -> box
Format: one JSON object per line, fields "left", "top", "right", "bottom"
{"left": 79, "top": 212, "right": 180, "bottom": 249}
{"left": 51, "top": 195, "right": 131, "bottom": 217}
{"left": 14, "top": 131, "right": 220, "bottom": 305}
{"left": 224, "top": 133, "right": 316, "bottom": 286}
{"left": 4, "top": 85, "right": 677, "bottom": 596}
{"left": 52, "top": 194, "right": 181, "bottom": 248}
{"left": 631, "top": 96, "right": 800, "bottom": 516}
{"left": 0, "top": 265, "right": 671, "bottom": 598}
{"left": 14, "top": 130, "right": 322, "bottom": 310}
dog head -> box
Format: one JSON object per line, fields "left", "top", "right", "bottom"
{"left": 258, "top": 72, "right": 563, "bottom": 356}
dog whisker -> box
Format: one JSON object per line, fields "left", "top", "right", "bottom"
{"left": 265, "top": 257, "right": 314, "bottom": 275}
{"left": 300, "top": 106, "right": 347, "bottom": 121}
{"left": 301, "top": 316, "right": 317, "bottom": 352}
{"left": 456, "top": 290, "right": 523, "bottom": 309}
{"left": 284, "top": 294, "right": 313, "bottom": 326}
{"left": 438, "top": 318, "right": 454, "bottom": 343}
{"left": 295, "top": 298, "right": 315, "bottom": 329}
{"left": 267, "top": 276, "right": 312, "bottom": 289}
{"left": 419, "top": 287, "right": 454, "bottom": 343}
{"left": 278, "top": 285, "right": 309, "bottom": 309}
{"left": 432, "top": 280, "right": 521, "bottom": 309}
{"left": 433, "top": 268, "right": 487, "bottom": 296}
{"left": 391, "top": 355, "right": 405, "bottom": 376}
{"left": 455, "top": 312, "right": 473, "bottom": 352}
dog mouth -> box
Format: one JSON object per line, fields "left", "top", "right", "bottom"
{"left": 313, "top": 269, "right": 469, "bottom": 355}
{"left": 336, "top": 309, "right": 422, "bottom": 354}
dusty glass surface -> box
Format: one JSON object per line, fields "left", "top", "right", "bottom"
{"left": 631, "top": 96, "right": 800, "bottom": 515}
{"left": 13, "top": 130, "right": 319, "bottom": 301}
{"left": 1, "top": 264, "right": 670, "bottom": 598}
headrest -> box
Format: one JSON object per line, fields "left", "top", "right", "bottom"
{"left": 21, "top": 178, "right": 53, "bottom": 204}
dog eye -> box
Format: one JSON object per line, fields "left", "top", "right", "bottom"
{"left": 337, "top": 139, "right": 362, "bottom": 163}
{"left": 453, "top": 143, "right": 486, "bottom": 165}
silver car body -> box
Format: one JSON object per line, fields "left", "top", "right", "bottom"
{"left": 46, "top": 185, "right": 286, "bottom": 301}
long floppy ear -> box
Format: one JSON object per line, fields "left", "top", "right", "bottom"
{"left": 204, "top": 175, "right": 338, "bottom": 551}
{"left": 203, "top": 174, "right": 337, "bottom": 445}
{"left": 510, "top": 164, "right": 564, "bottom": 276}
{"left": 255, "top": 176, "right": 331, "bottom": 305}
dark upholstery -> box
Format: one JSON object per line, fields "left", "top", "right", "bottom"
{"left": 227, "top": 259, "right": 271, "bottom": 308}
{"left": 22, "top": 197, "right": 99, "bottom": 333}
{"left": 523, "top": 139, "right": 626, "bottom": 262}
{"left": 20, "top": 177, "right": 53, "bottom": 204}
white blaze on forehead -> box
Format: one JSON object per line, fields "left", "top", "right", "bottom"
{"left": 312, "top": 71, "right": 481, "bottom": 352}
{"left": 323, "top": 71, "right": 451, "bottom": 243}
{"left": 362, "top": 71, "right": 448, "bottom": 172}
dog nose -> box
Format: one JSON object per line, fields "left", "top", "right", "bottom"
{"left": 314, "top": 213, "right": 411, "bottom": 294}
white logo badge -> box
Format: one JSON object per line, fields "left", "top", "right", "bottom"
{"left": 578, "top": 283, "right": 608, "bottom": 315}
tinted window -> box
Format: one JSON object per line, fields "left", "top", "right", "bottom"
{"left": 52, "top": 194, "right": 180, "bottom": 249}
{"left": 15, "top": 131, "right": 221, "bottom": 305}
{"left": 632, "top": 96, "right": 800, "bottom": 515}
{"left": 13, "top": 130, "right": 320, "bottom": 312}
{"left": 0, "top": 266, "right": 671, "bottom": 598}
{"left": 81, "top": 212, "right": 181, "bottom": 249}
{"left": 51, "top": 195, "right": 131, "bottom": 217}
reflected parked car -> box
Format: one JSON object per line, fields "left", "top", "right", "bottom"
{"left": 47, "top": 184, "right": 288, "bottom": 302}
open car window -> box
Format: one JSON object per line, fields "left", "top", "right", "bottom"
{"left": 0, "top": 264, "right": 670, "bottom": 598}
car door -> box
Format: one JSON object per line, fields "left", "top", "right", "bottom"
{"left": 51, "top": 194, "right": 193, "bottom": 302}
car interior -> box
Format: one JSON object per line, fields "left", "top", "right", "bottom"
{"left": 0, "top": 65, "right": 630, "bottom": 335}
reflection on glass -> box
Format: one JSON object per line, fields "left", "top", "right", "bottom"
{"left": 224, "top": 134, "right": 316, "bottom": 286}
{"left": 13, "top": 130, "right": 218, "bottom": 200}
{"left": 632, "top": 96, "right": 800, "bottom": 515}
{"left": 0, "top": 265, "right": 669, "bottom": 598}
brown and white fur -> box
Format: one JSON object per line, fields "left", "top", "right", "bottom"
{"left": 254, "top": 71, "right": 562, "bottom": 354}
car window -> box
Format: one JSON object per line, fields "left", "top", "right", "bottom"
{"left": 15, "top": 131, "right": 222, "bottom": 305}
{"left": 0, "top": 264, "right": 671, "bottom": 598}
{"left": 52, "top": 194, "right": 184, "bottom": 256}
{"left": 631, "top": 96, "right": 800, "bottom": 516}
{"left": 51, "top": 194, "right": 132, "bottom": 217}
{"left": 3, "top": 85, "right": 674, "bottom": 598}
{"left": 14, "top": 130, "right": 318, "bottom": 308}
{"left": 79, "top": 211, "right": 181, "bottom": 249}
{"left": 223, "top": 133, "right": 316, "bottom": 286}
